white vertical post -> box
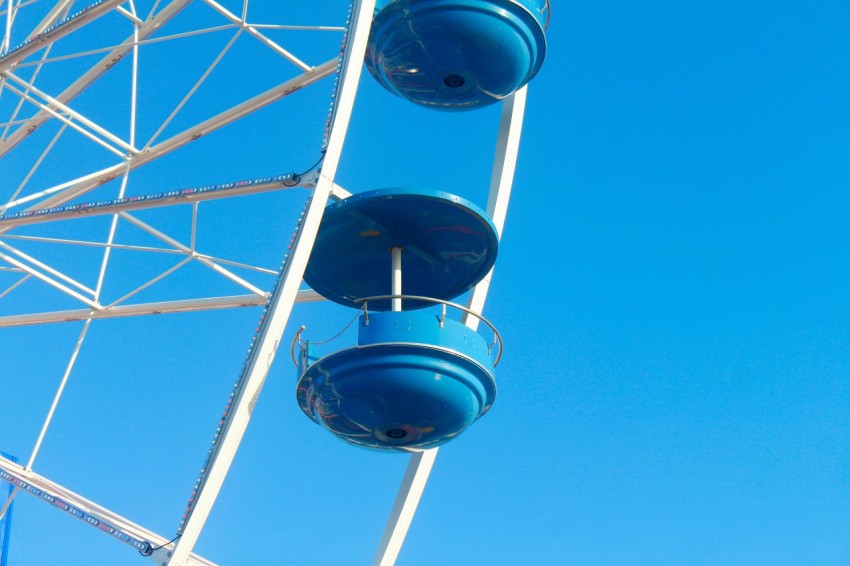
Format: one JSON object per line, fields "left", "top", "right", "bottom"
{"left": 167, "top": 1, "right": 377, "bottom": 564}
{"left": 391, "top": 246, "right": 402, "bottom": 311}
{"left": 372, "top": 86, "right": 528, "bottom": 566}
{"left": 3, "top": 0, "right": 12, "bottom": 55}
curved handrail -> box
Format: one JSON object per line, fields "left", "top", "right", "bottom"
{"left": 292, "top": 296, "right": 504, "bottom": 368}
{"left": 290, "top": 325, "right": 307, "bottom": 368}
{"left": 355, "top": 294, "right": 503, "bottom": 366}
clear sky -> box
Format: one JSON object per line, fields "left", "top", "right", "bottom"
{"left": 1, "top": 1, "right": 850, "bottom": 565}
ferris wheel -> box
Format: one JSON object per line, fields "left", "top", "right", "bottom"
{"left": 0, "top": 0, "right": 548, "bottom": 564}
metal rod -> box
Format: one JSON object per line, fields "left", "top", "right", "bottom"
{"left": 0, "top": 0, "right": 124, "bottom": 72}
{"left": 0, "top": 455, "right": 215, "bottom": 565}
{"left": 26, "top": 318, "right": 91, "bottom": 469}
{"left": 0, "top": 0, "right": 194, "bottom": 160}
{"left": 373, "top": 87, "right": 528, "bottom": 566}
{"left": 391, "top": 246, "right": 402, "bottom": 312}
{"left": 166, "top": 2, "right": 376, "bottom": 562}
{"left": 0, "top": 290, "right": 325, "bottom": 328}
{"left": 25, "top": 58, "right": 337, "bottom": 213}
{"left": 200, "top": 0, "right": 311, "bottom": 71}
{"left": 3, "top": 71, "right": 139, "bottom": 154}
{"left": 0, "top": 173, "right": 315, "bottom": 228}
{"left": 0, "top": 250, "right": 100, "bottom": 308}
{"left": 373, "top": 451, "right": 438, "bottom": 566}
{"left": 1, "top": 79, "right": 131, "bottom": 158}
{"left": 119, "top": 212, "right": 267, "bottom": 297}
{"left": 144, "top": 27, "right": 243, "bottom": 148}
{"left": 0, "top": 240, "right": 96, "bottom": 295}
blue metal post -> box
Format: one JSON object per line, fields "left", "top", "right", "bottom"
{"left": 0, "top": 452, "right": 16, "bottom": 566}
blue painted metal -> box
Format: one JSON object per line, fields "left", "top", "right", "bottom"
{"left": 0, "top": 453, "right": 16, "bottom": 566}
{"left": 366, "top": 0, "right": 548, "bottom": 110}
{"left": 303, "top": 188, "right": 499, "bottom": 310}
{"left": 296, "top": 311, "right": 497, "bottom": 451}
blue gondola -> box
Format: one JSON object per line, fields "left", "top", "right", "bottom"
{"left": 366, "top": 0, "right": 549, "bottom": 110}
{"left": 296, "top": 189, "right": 502, "bottom": 450}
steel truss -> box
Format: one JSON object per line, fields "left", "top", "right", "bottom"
{"left": 0, "top": 1, "right": 530, "bottom": 564}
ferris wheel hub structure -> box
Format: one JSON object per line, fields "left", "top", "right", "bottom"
{"left": 365, "top": 0, "right": 548, "bottom": 110}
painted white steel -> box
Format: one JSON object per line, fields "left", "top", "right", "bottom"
{"left": 0, "top": 173, "right": 318, "bottom": 228}
{"left": 0, "top": 290, "right": 325, "bottom": 327}
{"left": 373, "top": 450, "right": 439, "bottom": 566}
{"left": 0, "top": 0, "right": 124, "bottom": 72}
{"left": 0, "top": 0, "right": 194, "bottom": 160}
{"left": 166, "top": 1, "right": 377, "bottom": 563}
{"left": 32, "top": 58, "right": 338, "bottom": 212}
{"left": 119, "top": 212, "right": 267, "bottom": 297}
{"left": 465, "top": 86, "right": 528, "bottom": 330}
{"left": 0, "top": 240, "right": 96, "bottom": 295}
{"left": 2, "top": 71, "right": 140, "bottom": 155}
{"left": 26, "top": 319, "right": 92, "bottom": 470}
{"left": 200, "top": 0, "right": 312, "bottom": 71}
{"left": 392, "top": 246, "right": 402, "bottom": 311}
{"left": 0, "top": 455, "right": 216, "bottom": 566}
{"left": 0, "top": 249, "right": 100, "bottom": 308}
{"left": 372, "top": 87, "right": 528, "bottom": 566}
{"left": 144, "top": 28, "right": 244, "bottom": 148}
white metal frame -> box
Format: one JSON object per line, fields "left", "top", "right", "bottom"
{"left": 373, "top": 86, "right": 529, "bottom": 566}
{"left": 168, "top": 0, "right": 377, "bottom": 561}
{"left": 0, "top": 1, "right": 533, "bottom": 564}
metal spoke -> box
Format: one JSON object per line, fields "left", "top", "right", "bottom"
{"left": 0, "top": 0, "right": 195, "bottom": 160}
{"left": 201, "top": 0, "right": 312, "bottom": 71}
{"left": 0, "top": 240, "right": 97, "bottom": 295}
{"left": 120, "top": 212, "right": 267, "bottom": 297}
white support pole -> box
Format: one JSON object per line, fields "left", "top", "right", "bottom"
{"left": 0, "top": 240, "right": 96, "bottom": 295}
{"left": 391, "top": 246, "right": 402, "bottom": 312}
{"left": 0, "top": 173, "right": 317, "bottom": 228}
{"left": 3, "top": 71, "right": 140, "bottom": 155}
{"left": 0, "top": 0, "right": 194, "bottom": 159}
{"left": 0, "top": 290, "right": 325, "bottom": 328}
{"left": 2, "top": 0, "right": 13, "bottom": 55}
{"left": 464, "top": 86, "right": 527, "bottom": 328}
{"left": 26, "top": 58, "right": 338, "bottom": 213}
{"left": 0, "top": 250, "right": 100, "bottom": 308}
{"left": 119, "top": 212, "right": 267, "bottom": 297}
{"left": 167, "top": 1, "right": 376, "bottom": 563}
{"left": 0, "top": 455, "right": 215, "bottom": 565}
{"left": 200, "top": 0, "right": 311, "bottom": 71}
{"left": 372, "top": 87, "right": 528, "bottom": 566}
{"left": 26, "top": 318, "right": 92, "bottom": 469}
{"left": 0, "top": 0, "right": 125, "bottom": 71}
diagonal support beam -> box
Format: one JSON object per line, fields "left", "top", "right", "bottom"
{"left": 0, "top": 0, "right": 193, "bottom": 158}
{"left": 0, "top": 172, "right": 317, "bottom": 228}
{"left": 0, "top": 0, "right": 125, "bottom": 72}
{"left": 373, "top": 86, "right": 529, "bottom": 566}
{"left": 0, "top": 290, "right": 325, "bottom": 327}
{"left": 0, "top": 455, "right": 215, "bottom": 565}
{"left": 119, "top": 212, "right": 266, "bottom": 297}
{"left": 24, "top": 58, "right": 339, "bottom": 213}
{"left": 0, "top": 249, "right": 100, "bottom": 308}
{"left": 167, "top": 1, "right": 377, "bottom": 563}
{"left": 200, "top": 0, "right": 311, "bottom": 71}
{"left": 2, "top": 70, "right": 140, "bottom": 155}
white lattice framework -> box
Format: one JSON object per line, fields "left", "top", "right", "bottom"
{"left": 0, "top": 1, "right": 528, "bottom": 564}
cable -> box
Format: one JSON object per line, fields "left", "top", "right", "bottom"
{"left": 139, "top": 534, "right": 181, "bottom": 557}
{"left": 283, "top": 151, "right": 327, "bottom": 187}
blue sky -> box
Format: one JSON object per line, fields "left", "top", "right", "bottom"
{"left": 2, "top": 1, "right": 850, "bottom": 565}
